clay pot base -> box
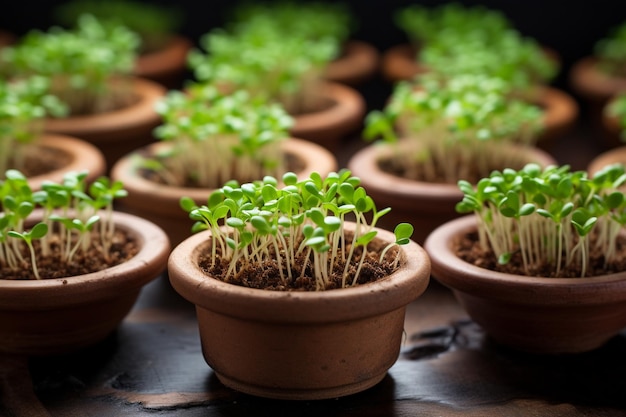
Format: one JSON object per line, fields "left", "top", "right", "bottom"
{"left": 324, "top": 40, "right": 380, "bottom": 86}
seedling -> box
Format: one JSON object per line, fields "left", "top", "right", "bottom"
{"left": 606, "top": 93, "right": 626, "bottom": 139}
{"left": 363, "top": 73, "right": 543, "bottom": 184}
{"left": 0, "top": 169, "right": 127, "bottom": 280}
{"left": 0, "top": 76, "right": 67, "bottom": 175}
{"left": 594, "top": 20, "right": 626, "bottom": 77}
{"left": 145, "top": 82, "right": 293, "bottom": 188}
{"left": 188, "top": 7, "right": 339, "bottom": 114}
{"left": 181, "top": 169, "right": 414, "bottom": 290}
{"left": 455, "top": 163, "right": 626, "bottom": 277}
{"left": 1, "top": 14, "right": 139, "bottom": 115}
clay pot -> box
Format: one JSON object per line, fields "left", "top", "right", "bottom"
{"left": 0, "top": 211, "right": 170, "bottom": 356}
{"left": 44, "top": 77, "right": 166, "bottom": 171}
{"left": 531, "top": 85, "right": 579, "bottom": 150}
{"left": 587, "top": 140, "right": 626, "bottom": 176}
{"left": 380, "top": 44, "right": 426, "bottom": 83}
{"left": 424, "top": 215, "right": 626, "bottom": 354}
{"left": 111, "top": 138, "right": 338, "bottom": 248}
{"left": 324, "top": 40, "right": 380, "bottom": 86}
{"left": 133, "top": 34, "right": 193, "bottom": 89}
{"left": 24, "top": 133, "right": 106, "bottom": 191}
{"left": 348, "top": 143, "right": 556, "bottom": 244}
{"left": 167, "top": 223, "right": 431, "bottom": 400}
{"left": 570, "top": 56, "right": 626, "bottom": 146}
{"left": 290, "top": 81, "right": 366, "bottom": 152}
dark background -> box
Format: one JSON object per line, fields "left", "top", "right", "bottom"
{"left": 2, "top": 1, "right": 626, "bottom": 91}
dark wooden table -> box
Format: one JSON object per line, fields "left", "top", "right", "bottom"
{"left": 2, "top": 77, "right": 626, "bottom": 416}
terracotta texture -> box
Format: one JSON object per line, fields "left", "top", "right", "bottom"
{"left": 134, "top": 35, "right": 192, "bottom": 88}
{"left": 0, "top": 211, "right": 170, "bottom": 356}
{"left": 44, "top": 77, "right": 166, "bottom": 171}
{"left": 168, "top": 223, "right": 431, "bottom": 400}
{"left": 425, "top": 215, "right": 626, "bottom": 354}
{"left": 26, "top": 133, "right": 106, "bottom": 191}
{"left": 111, "top": 138, "right": 337, "bottom": 248}
{"left": 587, "top": 142, "right": 626, "bottom": 176}
{"left": 290, "top": 81, "right": 366, "bottom": 152}
{"left": 348, "top": 143, "right": 556, "bottom": 244}
{"left": 324, "top": 40, "right": 380, "bottom": 86}
{"left": 380, "top": 44, "right": 427, "bottom": 83}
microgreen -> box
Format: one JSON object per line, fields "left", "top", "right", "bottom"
{"left": 187, "top": 5, "right": 341, "bottom": 114}
{"left": 594, "top": 20, "right": 626, "bottom": 77}
{"left": 363, "top": 73, "right": 544, "bottom": 184}
{"left": 145, "top": 82, "right": 293, "bottom": 188}
{"left": 0, "top": 169, "right": 127, "bottom": 280}
{"left": 455, "top": 163, "right": 626, "bottom": 277}
{"left": 394, "top": 3, "right": 558, "bottom": 91}
{"left": 1, "top": 14, "right": 139, "bottom": 115}
{"left": 54, "top": 0, "right": 183, "bottom": 53}
{"left": 181, "top": 170, "right": 414, "bottom": 290}
{"left": 606, "top": 94, "right": 626, "bottom": 140}
{"left": 0, "top": 76, "right": 68, "bottom": 176}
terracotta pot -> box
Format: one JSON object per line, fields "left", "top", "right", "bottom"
{"left": 44, "top": 77, "right": 166, "bottom": 171}
{"left": 290, "top": 81, "right": 366, "bottom": 152}
{"left": 324, "top": 40, "right": 380, "bottom": 86}
{"left": 531, "top": 85, "right": 579, "bottom": 150}
{"left": 0, "top": 211, "right": 170, "bottom": 356}
{"left": 133, "top": 34, "right": 192, "bottom": 89}
{"left": 380, "top": 44, "right": 427, "bottom": 83}
{"left": 168, "top": 223, "right": 431, "bottom": 400}
{"left": 348, "top": 143, "right": 556, "bottom": 244}
{"left": 111, "top": 138, "right": 338, "bottom": 248}
{"left": 570, "top": 56, "right": 626, "bottom": 145}
{"left": 23, "top": 133, "right": 106, "bottom": 191}
{"left": 424, "top": 215, "right": 626, "bottom": 354}
{"left": 587, "top": 142, "right": 626, "bottom": 176}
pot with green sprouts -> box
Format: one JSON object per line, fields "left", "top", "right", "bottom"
{"left": 587, "top": 93, "right": 626, "bottom": 174}
{"left": 187, "top": 10, "right": 365, "bottom": 150}
{"left": 111, "top": 82, "right": 337, "bottom": 247}
{"left": 425, "top": 163, "right": 626, "bottom": 354}
{"left": 0, "top": 13, "right": 166, "bottom": 169}
{"left": 0, "top": 75, "right": 106, "bottom": 188}
{"left": 348, "top": 72, "right": 556, "bottom": 243}
{"left": 168, "top": 169, "right": 431, "bottom": 400}
{"left": 53, "top": 0, "right": 191, "bottom": 87}
{"left": 0, "top": 169, "right": 170, "bottom": 355}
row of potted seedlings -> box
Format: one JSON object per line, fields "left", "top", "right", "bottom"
{"left": 2, "top": 0, "right": 626, "bottom": 403}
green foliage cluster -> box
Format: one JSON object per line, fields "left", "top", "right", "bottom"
{"left": 1, "top": 14, "right": 139, "bottom": 115}
{"left": 54, "top": 0, "right": 184, "bottom": 53}
{"left": 594, "top": 21, "right": 626, "bottom": 77}
{"left": 188, "top": 2, "right": 350, "bottom": 114}
{"left": 606, "top": 94, "right": 626, "bottom": 139}
{"left": 0, "top": 170, "right": 127, "bottom": 280}
{"left": 456, "top": 163, "right": 626, "bottom": 277}
{"left": 145, "top": 82, "right": 293, "bottom": 188}
{"left": 181, "top": 170, "right": 413, "bottom": 290}
{"left": 363, "top": 73, "right": 544, "bottom": 183}
{"left": 395, "top": 2, "right": 558, "bottom": 91}
{"left": 0, "top": 76, "right": 68, "bottom": 175}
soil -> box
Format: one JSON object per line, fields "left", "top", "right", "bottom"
{"left": 9, "top": 145, "right": 71, "bottom": 178}
{"left": 198, "top": 237, "right": 400, "bottom": 291}
{"left": 0, "top": 229, "right": 138, "bottom": 280}
{"left": 454, "top": 230, "right": 626, "bottom": 278}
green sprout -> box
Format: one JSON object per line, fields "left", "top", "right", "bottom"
{"left": 0, "top": 169, "right": 128, "bottom": 280}
{"left": 606, "top": 94, "right": 626, "bottom": 140}
{"left": 181, "top": 169, "right": 414, "bottom": 291}
{"left": 455, "top": 163, "right": 626, "bottom": 278}
{"left": 594, "top": 20, "right": 626, "bottom": 77}
{"left": 363, "top": 73, "right": 544, "bottom": 184}
{"left": 0, "top": 76, "right": 68, "bottom": 176}
{"left": 187, "top": 5, "right": 340, "bottom": 115}
{"left": 144, "top": 82, "right": 293, "bottom": 189}
{"left": 1, "top": 14, "right": 139, "bottom": 115}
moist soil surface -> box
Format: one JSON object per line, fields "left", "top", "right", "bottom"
{"left": 10, "top": 146, "right": 72, "bottom": 178}
{"left": 198, "top": 238, "right": 400, "bottom": 291}
{"left": 455, "top": 231, "right": 626, "bottom": 278}
{"left": 0, "top": 229, "right": 138, "bottom": 280}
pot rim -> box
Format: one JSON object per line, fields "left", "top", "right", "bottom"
{"left": 134, "top": 34, "right": 192, "bottom": 78}
{"left": 324, "top": 40, "right": 380, "bottom": 85}
{"left": 569, "top": 56, "right": 626, "bottom": 101}
{"left": 44, "top": 76, "right": 165, "bottom": 140}
{"left": 168, "top": 223, "right": 431, "bottom": 323}
{"left": 111, "top": 137, "right": 338, "bottom": 215}
{"left": 348, "top": 142, "right": 557, "bottom": 210}
{"left": 424, "top": 215, "right": 626, "bottom": 305}
{"left": 0, "top": 211, "right": 170, "bottom": 309}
